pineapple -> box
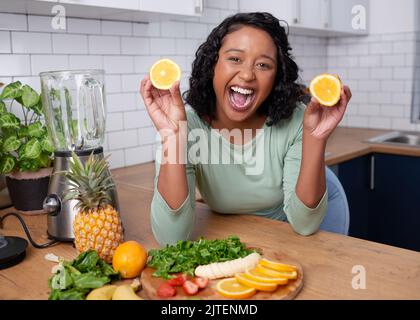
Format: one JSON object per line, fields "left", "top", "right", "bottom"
{"left": 63, "top": 152, "right": 123, "bottom": 263}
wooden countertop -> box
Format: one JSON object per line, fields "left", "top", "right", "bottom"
{"left": 1, "top": 171, "right": 420, "bottom": 299}
{"left": 1, "top": 126, "right": 420, "bottom": 300}
{"left": 325, "top": 127, "right": 420, "bottom": 166}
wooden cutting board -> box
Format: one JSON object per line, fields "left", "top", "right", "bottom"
{"left": 140, "top": 255, "right": 304, "bottom": 300}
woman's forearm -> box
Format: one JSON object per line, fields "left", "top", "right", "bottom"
{"left": 157, "top": 132, "right": 189, "bottom": 210}
{"left": 295, "top": 129, "right": 327, "bottom": 208}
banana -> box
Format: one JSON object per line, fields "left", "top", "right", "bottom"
{"left": 86, "top": 285, "right": 117, "bottom": 300}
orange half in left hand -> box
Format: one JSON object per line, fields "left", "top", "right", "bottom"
{"left": 309, "top": 74, "right": 342, "bottom": 107}
{"left": 149, "top": 58, "right": 181, "bottom": 90}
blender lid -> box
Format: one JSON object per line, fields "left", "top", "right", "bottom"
{"left": 39, "top": 69, "right": 104, "bottom": 77}
{"left": 0, "top": 236, "right": 28, "bottom": 270}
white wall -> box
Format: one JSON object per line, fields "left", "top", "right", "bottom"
{"left": 369, "top": 0, "right": 417, "bottom": 34}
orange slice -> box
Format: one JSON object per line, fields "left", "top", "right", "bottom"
{"left": 149, "top": 58, "right": 181, "bottom": 90}
{"left": 258, "top": 258, "right": 297, "bottom": 272}
{"left": 309, "top": 74, "right": 342, "bottom": 107}
{"left": 235, "top": 273, "right": 278, "bottom": 292}
{"left": 255, "top": 264, "right": 298, "bottom": 280}
{"left": 245, "top": 269, "right": 288, "bottom": 285}
{"left": 216, "top": 277, "right": 256, "bottom": 299}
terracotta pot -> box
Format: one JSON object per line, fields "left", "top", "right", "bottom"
{"left": 5, "top": 167, "right": 53, "bottom": 213}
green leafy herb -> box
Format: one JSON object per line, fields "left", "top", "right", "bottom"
{"left": 147, "top": 235, "right": 256, "bottom": 279}
{"left": 48, "top": 250, "right": 120, "bottom": 300}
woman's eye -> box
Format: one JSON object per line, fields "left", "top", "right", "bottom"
{"left": 228, "top": 57, "right": 241, "bottom": 62}
{"left": 257, "top": 63, "right": 271, "bottom": 69}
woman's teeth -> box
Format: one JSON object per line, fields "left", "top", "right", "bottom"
{"left": 229, "top": 86, "right": 255, "bottom": 111}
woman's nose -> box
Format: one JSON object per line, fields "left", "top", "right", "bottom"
{"left": 238, "top": 65, "right": 256, "bottom": 82}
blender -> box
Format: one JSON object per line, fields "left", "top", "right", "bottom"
{"left": 40, "top": 69, "right": 119, "bottom": 242}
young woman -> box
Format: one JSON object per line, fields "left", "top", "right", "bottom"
{"left": 140, "top": 12, "right": 351, "bottom": 246}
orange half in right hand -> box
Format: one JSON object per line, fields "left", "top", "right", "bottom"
{"left": 309, "top": 74, "right": 342, "bottom": 107}
{"left": 149, "top": 58, "right": 181, "bottom": 90}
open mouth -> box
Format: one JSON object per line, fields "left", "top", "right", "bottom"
{"left": 228, "top": 86, "right": 256, "bottom": 112}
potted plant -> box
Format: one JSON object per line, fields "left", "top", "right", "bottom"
{"left": 0, "top": 81, "right": 54, "bottom": 213}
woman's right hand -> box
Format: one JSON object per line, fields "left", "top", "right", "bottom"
{"left": 140, "top": 75, "right": 187, "bottom": 135}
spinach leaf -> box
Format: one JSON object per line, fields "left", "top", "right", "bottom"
{"left": 147, "top": 235, "right": 255, "bottom": 279}
{"left": 72, "top": 272, "right": 110, "bottom": 289}
{"left": 71, "top": 250, "right": 99, "bottom": 272}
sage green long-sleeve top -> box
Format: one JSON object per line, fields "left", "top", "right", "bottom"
{"left": 150, "top": 103, "right": 328, "bottom": 246}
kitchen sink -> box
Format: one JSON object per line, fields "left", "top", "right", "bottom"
{"left": 366, "top": 131, "right": 420, "bottom": 148}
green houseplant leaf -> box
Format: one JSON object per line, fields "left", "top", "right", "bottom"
{"left": 21, "top": 84, "right": 40, "bottom": 108}
{"left": 0, "top": 100, "right": 6, "bottom": 114}
{"left": 23, "top": 138, "right": 42, "bottom": 159}
{"left": 0, "top": 155, "right": 16, "bottom": 174}
{"left": 27, "top": 121, "right": 45, "bottom": 138}
{"left": 41, "top": 136, "right": 54, "bottom": 153}
{"left": 2, "top": 135, "right": 21, "bottom": 153}
{"left": 0, "top": 113, "right": 20, "bottom": 129}
{"left": 0, "top": 81, "right": 22, "bottom": 100}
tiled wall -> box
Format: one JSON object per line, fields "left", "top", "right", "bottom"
{"left": 0, "top": 1, "right": 329, "bottom": 169}
{"left": 327, "top": 33, "right": 420, "bottom": 131}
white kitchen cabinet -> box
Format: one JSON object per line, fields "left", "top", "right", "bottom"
{"left": 239, "top": 0, "right": 369, "bottom": 36}
{"left": 0, "top": 0, "right": 202, "bottom": 22}
{"left": 330, "top": 0, "right": 369, "bottom": 35}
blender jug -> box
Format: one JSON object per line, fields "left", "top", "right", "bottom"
{"left": 39, "top": 70, "right": 119, "bottom": 241}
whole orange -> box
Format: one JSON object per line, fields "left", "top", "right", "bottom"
{"left": 112, "top": 241, "right": 148, "bottom": 279}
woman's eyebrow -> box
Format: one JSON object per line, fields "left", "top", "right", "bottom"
{"left": 223, "top": 48, "right": 276, "bottom": 63}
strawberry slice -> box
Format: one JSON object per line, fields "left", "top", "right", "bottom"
{"left": 193, "top": 277, "right": 209, "bottom": 289}
{"left": 182, "top": 280, "right": 199, "bottom": 295}
{"left": 167, "top": 274, "right": 187, "bottom": 287}
{"left": 157, "top": 282, "right": 176, "bottom": 298}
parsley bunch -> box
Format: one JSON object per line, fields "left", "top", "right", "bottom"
{"left": 147, "top": 236, "right": 255, "bottom": 279}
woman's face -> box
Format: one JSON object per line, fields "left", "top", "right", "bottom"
{"left": 213, "top": 26, "right": 277, "bottom": 124}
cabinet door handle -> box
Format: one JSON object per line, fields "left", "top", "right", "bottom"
{"left": 370, "top": 155, "right": 375, "bottom": 190}
{"left": 194, "top": 0, "right": 203, "bottom": 14}
{"left": 292, "top": 0, "right": 301, "bottom": 24}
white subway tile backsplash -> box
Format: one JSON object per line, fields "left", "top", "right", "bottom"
{"left": 103, "top": 56, "right": 134, "bottom": 74}
{"left": 392, "top": 92, "right": 412, "bottom": 105}
{"left": 381, "top": 54, "right": 405, "bottom": 67}
{"left": 393, "top": 41, "right": 416, "bottom": 54}
{"left": 67, "top": 18, "right": 101, "bottom": 34}
{"left": 0, "top": 13, "right": 27, "bottom": 31}
{"left": 161, "top": 21, "right": 186, "bottom": 38}
{"left": 108, "top": 129, "right": 138, "bottom": 149}
{"left": 12, "top": 32, "right": 51, "bottom": 53}
{"left": 106, "top": 149, "right": 125, "bottom": 169}
{"left": 121, "top": 37, "right": 150, "bottom": 55}
{"left": 0, "top": 55, "right": 30, "bottom": 76}
{"left": 199, "top": 7, "right": 220, "bottom": 24}
{"left": 380, "top": 80, "right": 405, "bottom": 92}
{"left": 124, "top": 145, "right": 153, "bottom": 166}
{"left": 101, "top": 20, "right": 132, "bottom": 36}
{"left": 106, "top": 112, "right": 124, "bottom": 132}
{"left": 368, "top": 116, "right": 392, "bottom": 129}
{"left": 135, "top": 56, "right": 160, "bottom": 73}
{"left": 133, "top": 22, "right": 160, "bottom": 37}
{"left": 348, "top": 68, "right": 369, "bottom": 80}
{"left": 369, "top": 43, "right": 393, "bottom": 55}
{"left": 369, "top": 92, "right": 392, "bottom": 104}
{"left": 123, "top": 110, "right": 151, "bottom": 129}
{"left": 105, "top": 75, "right": 121, "bottom": 93}
{"left": 53, "top": 34, "right": 88, "bottom": 54}
{"left": 106, "top": 93, "right": 137, "bottom": 112}
{"left": 393, "top": 67, "right": 412, "bottom": 80}
{"left": 370, "top": 68, "right": 393, "bottom": 80}
{"left": 380, "top": 105, "right": 405, "bottom": 118}
{"left": 28, "top": 15, "right": 66, "bottom": 33}
{"left": 12, "top": 76, "right": 41, "bottom": 92}
{"left": 359, "top": 56, "right": 381, "bottom": 67}
{"left": 31, "top": 55, "right": 68, "bottom": 75}
{"left": 138, "top": 126, "right": 158, "bottom": 145}
{"left": 121, "top": 74, "right": 143, "bottom": 92}
{"left": 0, "top": 31, "right": 10, "bottom": 53}
{"left": 357, "top": 80, "right": 380, "bottom": 92}
{"left": 89, "top": 35, "right": 120, "bottom": 54}
{"left": 347, "top": 115, "right": 369, "bottom": 128}
{"left": 186, "top": 23, "right": 208, "bottom": 39}
{"left": 358, "top": 104, "right": 381, "bottom": 116}
{"left": 69, "top": 55, "right": 103, "bottom": 70}
{"left": 150, "top": 38, "right": 176, "bottom": 55}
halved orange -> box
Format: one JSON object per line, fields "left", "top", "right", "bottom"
{"left": 309, "top": 74, "right": 342, "bottom": 107}
{"left": 245, "top": 268, "right": 288, "bottom": 285}
{"left": 216, "top": 277, "right": 256, "bottom": 299}
{"left": 235, "top": 273, "right": 278, "bottom": 292}
{"left": 255, "top": 264, "right": 298, "bottom": 280}
{"left": 258, "top": 258, "right": 297, "bottom": 273}
{"left": 149, "top": 58, "right": 181, "bottom": 90}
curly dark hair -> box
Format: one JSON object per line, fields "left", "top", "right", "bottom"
{"left": 183, "top": 12, "right": 304, "bottom": 127}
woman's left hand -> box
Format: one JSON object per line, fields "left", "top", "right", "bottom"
{"left": 303, "top": 85, "right": 352, "bottom": 141}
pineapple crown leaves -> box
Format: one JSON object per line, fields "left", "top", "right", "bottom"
{"left": 60, "top": 151, "right": 115, "bottom": 211}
